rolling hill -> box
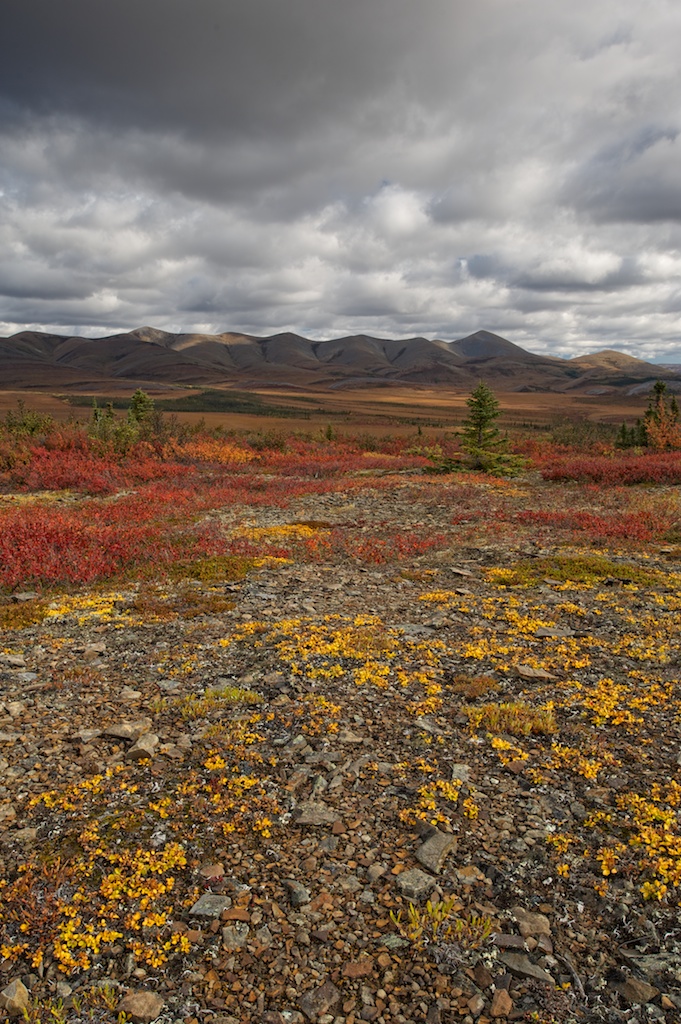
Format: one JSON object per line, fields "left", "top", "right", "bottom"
{"left": 0, "top": 327, "right": 675, "bottom": 393}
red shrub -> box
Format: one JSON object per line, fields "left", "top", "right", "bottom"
{"left": 539, "top": 452, "right": 681, "bottom": 485}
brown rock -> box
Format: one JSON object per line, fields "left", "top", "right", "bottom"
{"left": 618, "top": 977, "right": 660, "bottom": 1005}
{"left": 126, "top": 733, "right": 159, "bottom": 761}
{"left": 221, "top": 907, "right": 250, "bottom": 922}
{"left": 511, "top": 906, "right": 551, "bottom": 938}
{"left": 467, "top": 992, "right": 485, "bottom": 1016}
{"left": 117, "top": 990, "right": 165, "bottom": 1022}
{"left": 473, "top": 962, "right": 493, "bottom": 989}
{"left": 490, "top": 987, "right": 513, "bottom": 1018}
{"left": 342, "top": 957, "right": 374, "bottom": 979}
{"left": 105, "top": 718, "right": 153, "bottom": 741}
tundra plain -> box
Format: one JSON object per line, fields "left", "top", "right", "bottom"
{"left": 0, "top": 390, "right": 680, "bottom": 1024}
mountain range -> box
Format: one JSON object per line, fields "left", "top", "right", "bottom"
{"left": 0, "top": 327, "right": 676, "bottom": 393}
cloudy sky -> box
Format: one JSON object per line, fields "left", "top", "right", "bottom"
{"left": 2, "top": 0, "right": 681, "bottom": 359}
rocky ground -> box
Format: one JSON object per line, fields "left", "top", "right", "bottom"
{"left": 1, "top": 479, "right": 681, "bottom": 1024}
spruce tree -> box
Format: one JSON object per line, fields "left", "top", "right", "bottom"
{"left": 460, "top": 381, "right": 523, "bottom": 474}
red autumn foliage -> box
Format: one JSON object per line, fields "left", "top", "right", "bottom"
{"left": 539, "top": 452, "right": 681, "bottom": 485}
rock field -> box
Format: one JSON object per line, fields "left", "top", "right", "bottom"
{"left": 2, "top": 480, "right": 681, "bottom": 1024}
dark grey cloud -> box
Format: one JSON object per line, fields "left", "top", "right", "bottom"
{"left": 1, "top": 0, "right": 681, "bottom": 357}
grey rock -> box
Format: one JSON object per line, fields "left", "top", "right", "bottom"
{"left": 10, "top": 827, "right": 37, "bottom": 844}
{"left": 11, "top": 593, "right": 38, "bottom": 604}
{"left": 222, "top": 922, "right": 250, "bottom": 950}
{"left": 299, "top": 980, "right": 341, "bottom": 1021}
{"left": 499, "top": 951, "right": 555, "bottom": 984}
{"left": 255, "top": 925, "right": 274, "bottom": 948}
{"left": 396, "top": 867, "right": 436, "bottom": 901}
{"left": 450, "top": 764, "right": 471, "bottom": 783}
{"left": 293, "top": 801, "right": 338, "bottom": 826}
{"left": 77, "top": 728, "right": 102, "bottom": 743}
{"left": 189, "top": 894, "right": 233, "bottom": 918}
{"left": 284, "top": 879, "right": 311, "bottom": 907}
{"left": 414, "top": 715, "right": 448, "bottom": 736}
{"left": 157, "top": 678, "right": 182, "bottom": 692}
{"left": 492, "top": 933, "right": 527, "bottom": 950}
{"left": 617, "top": 977, "right": 660, "bottom": 1005}
{"left": 515, "top": 664, "right": 556, "bottom": 681}
{"left": 416, "top": 829, "right": 457, "bottom": 874}
{"left": 120, "top": 687, "right": 142, "bottom": 700}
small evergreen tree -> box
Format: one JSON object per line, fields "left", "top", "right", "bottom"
{"left": 128, "top": 388, "right": 155, "bottom": 424}
{"left": 460, "top": 381, "right": 524, "bottom": 474}
{"left": 643, "top": 380, "right": 681, "bottom": 450}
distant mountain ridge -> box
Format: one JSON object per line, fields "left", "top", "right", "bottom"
{"left": 0, "top": 327, "right": 675, "bottom": 393}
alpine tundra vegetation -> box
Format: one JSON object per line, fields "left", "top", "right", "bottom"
{"left": 0, "top": 387, "right": 680, "bottom": 1023}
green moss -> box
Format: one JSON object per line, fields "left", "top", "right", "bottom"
{"left": 489, "top": 554, "right": 661, "bottom": 588}
{"left": 177, "top": 685, "right": 263, "bottom": 720}
{"left": 168, "top": 554, "right": 259, "bottom": 583}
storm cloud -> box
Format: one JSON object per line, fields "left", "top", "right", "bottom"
{"left": 2, "top": 0, "right": 681, "bottom": 358}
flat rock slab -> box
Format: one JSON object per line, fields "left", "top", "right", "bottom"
{"left": 293, "top": 801, "right": 339, "bottom": 826}
{"left": 515, "top": 665, "right": 557, "bottom": 681}
{"left": 189, "top": 894, "right": 233, "bottom": 918}
{"left": 342, "top": 957, "right": 374, "bottom": 979}
{"left": 512, "top": 906, "right": 552, "bottom": 938}
{"left": 337, "top": 727, "right": 364, "bottom": 744}
{"left": 617, "top": 977, "right": 660, "bottom": 1005}
{"left": 414, "top": 715, "right": 448, "bottom": 736}
{"left": 416, "top": 829, "right": 457, "bottom": 874}
{"left": 450, "top": 763, "right": 471, "bottom": 783}
{"left": 105, "top": 718, "right": 153, "bottom": 741}
{"left": 499, "top": 951, "right": 555, "bottom": 984}
{"left": 396, "top": 867, "right": 436, "bottom": 901}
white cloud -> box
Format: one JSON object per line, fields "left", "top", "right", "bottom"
{"left": 1, "top": 0, "right": 681, "bottom": 356}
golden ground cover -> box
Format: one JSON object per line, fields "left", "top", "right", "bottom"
{"left": 1, "top": 432, "right": 681, "bottom": 1021}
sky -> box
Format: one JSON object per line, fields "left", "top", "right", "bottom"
{"left": 2, "top": 0, "right": 681, "bottom": 360}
